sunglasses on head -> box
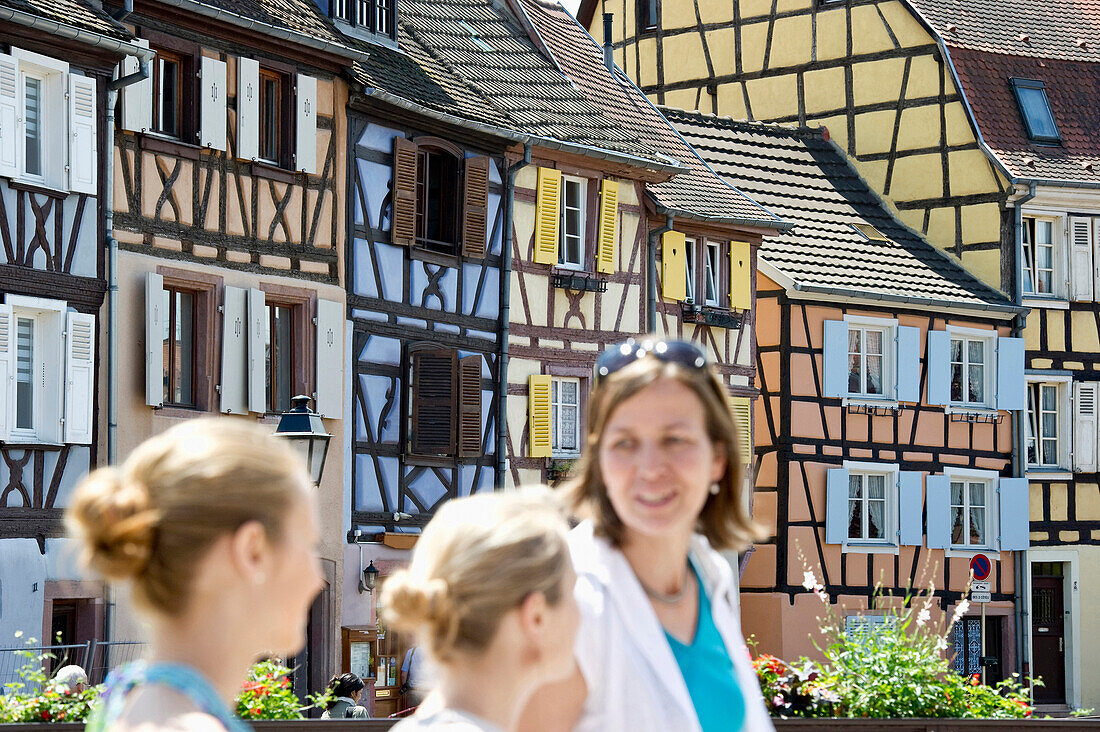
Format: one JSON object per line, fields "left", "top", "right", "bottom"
{"left": 594, "top": 338, "right": 708, "bottom": 381}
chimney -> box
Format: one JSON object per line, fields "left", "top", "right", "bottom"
{"left": 603, "top": 13, "right": 615, "bottom": 72}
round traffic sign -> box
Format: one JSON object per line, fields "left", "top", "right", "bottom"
{"left": 970, "top": 553, "right": 991, "bottom": 581}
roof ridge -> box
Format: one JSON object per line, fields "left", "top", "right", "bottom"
{"left": 657, "top": 106, "right": 827, "bottom": 140}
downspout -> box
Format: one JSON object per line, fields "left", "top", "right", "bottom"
{"left": 496, "top": 144, "right": 531, "bottom": 488}
{"left": 647, "top": 214, "right": 674, "bottom": 332}
{"left": 112, "top": 0, "right": 133, "bottom": 21}
{"left": 1011, "top": 182, "right": 1036, "bottom": 683}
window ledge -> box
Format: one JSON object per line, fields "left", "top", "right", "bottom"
{"left": 0, "top": 440, "right": 65, "bottom": 451}
{"left": 250, "top": 161, "right": 297, "bottom": 184}
{"left": 9, "top": 179, "right": 68, "bottom": 199}
{"left": 1022, "top": 297, "right": 1069, "bottom": 310}
{"left": 404, "top": 454, "right": 455, "bottom": 469}
{"left": 140, "top": 133, "right": 202, "bottom": 160}
{"left": 841, "top": 542, "right": 900, "bottom": 555}
{"left": 409, "top": 245, "right": 461, "bottom": 268}
{"left": 1025, "top": 470, "right": 1073, "bottom": 481}
{"left": 946, "top": 548, "right": 1002, "bottom": 559}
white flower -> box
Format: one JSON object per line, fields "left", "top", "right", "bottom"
{"left": 950, "top": 599, "right": 970, "bottom": 626}
{"left": 802, "top": 571, "right": 817, "bottom": 591}
{"left": 934, "top": 636, "right": 949, "bottom": 652}
{"left": 13, "top": 630, "right": 22, "bottom": 638}
{"left": 916, "top": 608, "right": 931, "bottom": 627}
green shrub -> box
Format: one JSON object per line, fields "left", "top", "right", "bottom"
{"left": 234, "top": 660, "right": 331, "bottom": 720}
{"left": 0, "top": 633, "right": 101, "bottom": 723}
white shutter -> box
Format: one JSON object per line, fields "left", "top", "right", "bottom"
{"left": 0, "top": 52, "right": 17, "bottom": 177}
{"left": 247, "top": 287, "right": 266, "bottom": 413}
{"left": 64, "top": 311, "right": 95, "bottom": 444}
{"left": 315, "top": 298, "right": 343, "bottom": 419}
{"left": 1070, "top": 217, "right": 1094, "bottom": 302}
{"left": 295, "top": 73, "right": 317, "bottom": 174}
{"left": 145, "top": 272, "right": 164, "bottom": 407}
{"left": 68, "top": 73, "right": 97, "bottom": 194}
{"left": 219, "top": 286, "right": 248, "bottom": 414}
{"left": 236, "top": 57, "right": 259, "bottom": 161}
{"left": 199, "top": 56, "right": 227, "bottom": 151}
{"left": 0, "top": 304, "right": 12, "bottom": 441}
{"left": 120, "top": 40, "right": 151, "bottom": 133}
{"left": 1075, "top": 381, "right": 1098, "bottom": 472}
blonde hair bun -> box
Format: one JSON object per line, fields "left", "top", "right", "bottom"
{"left": 66, "top": 468, "right": 160, "bottom": 581}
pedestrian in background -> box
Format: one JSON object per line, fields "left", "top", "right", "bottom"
{"left": 521, "top": 338, "right": 774, "bottom": 732}
{"left": 400, "top": 646, "right": 427, "bottom": 709}
{"left": 52, "top": 665, "right": 89, "bottom": 693}
{"left": 66, "top": 418, "right": 324, "bottom": 732}
{"left": 382, "top": 490, "right": 578, "bottom": 732}
{"left": 320, "top": 672, "right": 370, "bottom": 718}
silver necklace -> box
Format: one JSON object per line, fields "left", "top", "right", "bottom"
{"left": 638, "top": 567, "right": 693, "bottom": 605}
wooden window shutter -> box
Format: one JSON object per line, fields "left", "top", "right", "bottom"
{"left": 825, "top": 467, "right": 850, "bottom": 545}
{"left": 528, "top": 374, "right": 552, "bottom": 458}
{"left": 1074, "top": 381, "right": 1098, "bottom": 472}
{"left": 462, "top": 156, "right": 490, "bottom": 259}
{"left": 199, "top": 55, "right": 227, "bottom": 150}
{"left": 0, "top": 52, "right": 17, "bottom": 178}
{"left": 246, "top": 287, "right": 266, "bottom": 414}
{"left": 315, "top": 299, "right": 344, "bottom": 419}
{"left": 727, "top": 395, "right": 752, "bottom": 468}
{"left": 596, "top": 179, "right": 619, "bottom": 274}
{"left": 728, "top": 241, "right": 751, "bottom": 310}
{"left": 119, "top": 41, "right": 152, "bottom": 134}
{"left": 0, "top": 303, "right": 12, "bottom": 441}
{"left": 295, "top": 74, "right": 318, "bottom": 174}
{"left": 237, "top": 56, "right": 260, "bottom": 161}
{"left": 68, "top": 73, "right": 98, "bottom": 194}
{"left": 1070, "top": 217, "right": 1094, "bottom": 301}
{"left": 661, "top": 230, "right": 687, "bottom": 301}
{"left": 392, "top": 137, "right": 419, "bottom": 246}
{"left": 534, "top": 167, "right": 561, "bottom": 265}
{"left": 145, "top": 272, "right": 165, "bottom": 408}
{"left": 457, "top": 355, "right": 482, "bottom": 456}
{"left": 219, "top": 285, "right": 248, "bottom": 414}
{"left": 411, "top": 349, "right": 456, "bottom": 455}
{"left": 64, "top": 311, "right": 96, "bottom": 444}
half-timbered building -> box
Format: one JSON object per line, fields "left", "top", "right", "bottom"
{"left": 0, "top": 0, "right": 148, "bottom": 686}
{"left": 106, "top": 0, "right": 362, "bottom": 695}
{"left": 668, "top": 108, "right": 1029, "bottom": 683}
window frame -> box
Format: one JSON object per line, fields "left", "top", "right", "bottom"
{"left": 153, "top": 266, "right": 220, "bottom": 414}
{"left": 946, "top": 326, "right": 996, "bottom": 410}
{"left": 637, "top": 0, "right": 659, "bottom": 33}
{"left": 152, "top": 49, "right": 185, "bottom": 139}
{"left": 161, "top": 284, "right": 197, "bottom": 409}
{"left": 550, "top": 376, "right": 582, "bottom": 458}
{"left": 141, "top": 33, "right": 201, "bottom": 147}
{"left": 333, "top": 0, "right": 398, "bottom": 42}
{"left": 841, "top": 460, "right": 900, "bottom": 553}
{"left": 703, "top": 241, "right": 721, "bottom": 306}
{"left": 1021, "top": 215, "right": 1063, "bottom": 299}
{"left": 1025, "top": 375, "right": 1072, "bottom": 473}
{"left": 843, "top": 315, "right": 897, "bottom": 402}
{"left": 258, "top": 282, "right": 316, "bottom": 416}
{"left": 684, "top": 237, "right": 697, "bottom": 303}
{"left": 12, "top": 49, "right": 68, "bottom": 190}
{"left": 558, "top": 174, "right": 588, "bottom": 270}
{"left": 1010, "top": 78, "right": 1061, "bottom": 145}
{"left": 942, "top": 467, "right": 999, "bottom": 554}
{"left": 683, "top": 235, "right": 732, "bottom": 310}
{"left": 257, "top": 66, "right": 288, "bottom": 167}
{"left": 4, "top": 294, "right": 66, "bottom": 445}
{"left": 414, "top": 143, "right": 463, "bottom": 255}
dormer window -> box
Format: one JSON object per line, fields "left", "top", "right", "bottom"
{"left": 329, "top": 0, "right": 396, "bottom": 42}
{"left": 1010, "top": 78, "right": 1060, "bottom": 144}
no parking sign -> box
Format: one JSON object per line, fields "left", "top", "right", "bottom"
{"left": 970, "top": 553, "right": 991, "bottom": 581}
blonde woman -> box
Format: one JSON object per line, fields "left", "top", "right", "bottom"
{"left": 382, "top": 491, "right": 578, "bottom": 732}
{"left": 66, "top": 418, "right": 323, "bottom": 731}
{"left": 521, "top": 338, "right": 774, "bottom": 732}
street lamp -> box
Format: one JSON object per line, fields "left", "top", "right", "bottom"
{"left": 275, "top": 395, "right": 331, "bottom": 485}
{"left": 359, "top": 560, "right": 379, "bottom": 594}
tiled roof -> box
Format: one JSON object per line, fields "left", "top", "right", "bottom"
{"left": 519, "top": 0, "right": 782, "bottom": 224}
{"left": 0, "top": 0, "right": 133, "bottom": 41}
{"left": 951, "top": 47, "right": 1100, "bottom": 183}
{"left": 664, "top": 108, "right": 1017, "bottom": 310}
{"left": 347, "top": 0, "right": 659, "bottom": 163}
{"left": 905, "top": 0, "right": 1100, "bottom": 62}
{"left": 189, "top": 0, "right": 350, "bottom": 49}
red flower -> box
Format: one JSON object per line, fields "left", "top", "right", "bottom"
{"left": 40, "top": 711, "right": 51, "bottom": 721}
{"left": 250, "top": 707, "right": 262, "bottom": 717}
{"left": 970, "top": 674, "right": 981, "bottom": 686}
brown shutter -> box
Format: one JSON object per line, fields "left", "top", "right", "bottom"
{"left": 410, "top": 349, "right": 456, "bottom": 455}
{"left": 392, "top": 137, "right": 418, "bottom": 246}
{"left": 462, "top": 156, "right": 490, "bottom": 259}
{"left": 457, "top": 355, "right": 483, "bottom": 456}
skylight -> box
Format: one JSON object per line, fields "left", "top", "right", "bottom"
{"left": 1010, "top": 78, "right": 1060, "bottom": 144}
{"left": 851, "top": 223, "right": 887, "bottom": 241}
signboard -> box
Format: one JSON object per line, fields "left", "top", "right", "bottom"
{"left": 970, "top": 553, "right": 991, "bottom": 581}
{"left": 971, "top": 580, "right": 991, "bottom": 603}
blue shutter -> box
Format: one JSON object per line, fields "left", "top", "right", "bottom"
{"left": 998, "top": 477, "right": 1030, "bottom": 551}
{"left": 823, "top": 320, "right": 847, "bottom": 399}
{"left": 896, "top": 326, "right": 920, "bottom": 402}
{"left": 898, "top": 471, "right": 923, "bottom": 546}
{"left": 927, "top": 331, "right": 950, "bottom": 406}
{"left": 996, "top": 336, "right": 1026, "bottom": 411}
{"left": 926, "top": 475, "right": 951, "bottom": 549}
{"left": 826, "top": 468, "right": 850, "bottom": 545}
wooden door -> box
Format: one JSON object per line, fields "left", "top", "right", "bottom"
{"left": 1032, "top": 576, "right": 1066, "bottom": 703}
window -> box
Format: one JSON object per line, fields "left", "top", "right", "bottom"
{"left": 335, "top": 0, "right": 396, "bottom": 40}
{"left": 848, "top": 472, "right": 889, "bottom": 542}
{"left": 1027, "top": 383, "right": 1059, "bottom": 467}
{"left": 3, "top": 49, "right": 71, "bottom": 190}
{"left": 950, "top": 336, "right": 988, "bottom": 406}
{"left": 266, "top": 303, "right": 294, "bottom": 414}
{"left": 638, "top": 0, "right": 658, "bottom": 31}
{"left": 1022, "top": 217, "right": 1057, "bottom": 296}
{"left": 23, "top": 76, "right": 42, "bottom": 178}
{"left": 162, "top": 287, "right": 195, "bottom": 407}
{"left": 704, "top": 241, "right": 721, "bottom": 306}
{"left": 952, "top": 617, "right": 983, "bottom": 676}
{"left": 333, "top": 0, "right": 351, "bottom": 21}
{"left": 258, "top": 69, "right": 284, "bottom": 164}
{"left": 847, "top": 325, "right": 886, "bottom": 397}
{"left": 684, "top": 239, "right": 696, "bottom": 302}
{"left": 950, "top": 478, "right": 989, "bottom": 548}
{"left": 153, "top": 50, "right": 183, "bottom": 138}
{"left": 416, "top": 147, "right": 461, "bottom": 253}
{"left": 1010, "top": 78, "right": 1060, "bottom": 144}
{"left": 559, "top": 176, "right": 586, "bottom": 268}
{"left": 551, "top": 377, "right": 581, "bottom": 457}
{"left": 407, "top": 347, "right": 482, "bottom": 458}
{"left": 14, "top": 317, "right": 35, "bottom": 430}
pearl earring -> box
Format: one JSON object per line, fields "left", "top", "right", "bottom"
{"left": 709, "top": 483, "right": 720, "bottom": 495}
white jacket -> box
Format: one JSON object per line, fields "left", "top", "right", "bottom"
{"left": 568, "top": 521, "right": 774, "bottom": 732}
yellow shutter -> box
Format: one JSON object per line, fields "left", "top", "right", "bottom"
{"left": 661, "top": 230, "right": 687, "bottom": 301}
{"left": 596, "top": 179, "right": 619, "bottom": 274}
{"left": 528, "top": 375, "right": 552, "bottom": 458}
{"left": 534, "top": 167, "right": 561, "bottom": 265}
{"left": 728, "top": 396, "right": 752, "bottom": 467}
{"left": 729, "top": 241, "right": 751, "bottom": 310}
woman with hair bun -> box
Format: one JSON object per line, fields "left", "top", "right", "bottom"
{"left": 382, "top": 490, "right": 578, "bottom": 732}
{"left": 66, "top": 418, "right": 323, "bottom": 731}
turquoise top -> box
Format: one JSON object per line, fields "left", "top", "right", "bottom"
{"left": 86, "top": 661, "right": 251, "bottom": 732}
{"left": 664, "top": 564, "right": 746, "bottom": 732}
